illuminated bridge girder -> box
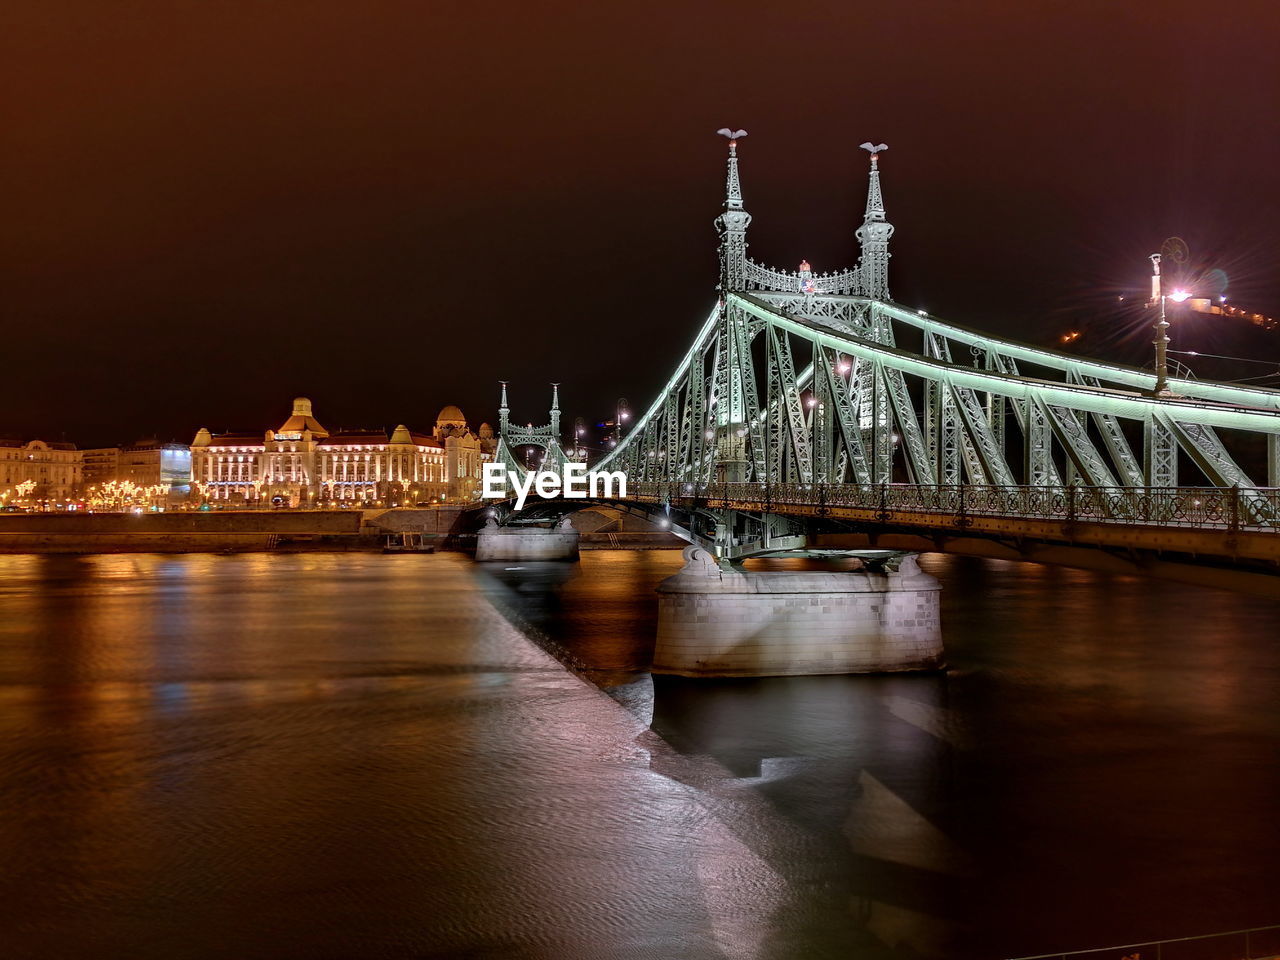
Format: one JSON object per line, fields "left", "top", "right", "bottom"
{"left": 592, "top": 293, "right": 1280, "bottom": 560}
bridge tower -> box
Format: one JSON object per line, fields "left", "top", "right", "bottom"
{"left": 493, "top": 381, "right": 576, "bottom": 475}
{"left": 714, "top": 128, "right": 751, "bottom": 294}
{"left": 710, "top": 129, "right": 755, "bottom": 486}
{"left": 856, "top": 142, "right": 894, "bottom": 300}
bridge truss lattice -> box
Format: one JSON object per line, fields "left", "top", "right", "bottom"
{"left": 591, "top": 134, "right": 1280, "bottom": 559}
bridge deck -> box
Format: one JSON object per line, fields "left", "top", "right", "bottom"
{"left": 623, "top": 482, "right": 1280, "bottom": 565}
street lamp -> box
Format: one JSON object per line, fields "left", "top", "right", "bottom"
{"left": 615, "top": 398, "right": 630, "bottom": 447}
{"left": 1148, "top": 253, "right": 1190, "bottom": 396}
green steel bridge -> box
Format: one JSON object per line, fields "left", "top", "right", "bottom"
{"left": 495, "top": 132, "right": 1280, "bottom": 591}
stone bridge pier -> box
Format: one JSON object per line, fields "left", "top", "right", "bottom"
{"left": 475, "top": 516, "right": 580, "bottom": 562}
{"left": 654, "top": 547, "right": 943, "bottom": 677}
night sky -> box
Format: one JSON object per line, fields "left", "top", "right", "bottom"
{"left": 6, "top": 1, "right": 1280, "bottom": 447}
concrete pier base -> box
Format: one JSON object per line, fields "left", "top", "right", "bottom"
{"left": 654, "top": 547, "right": 943, "bottom": 677}
{"left": 475, "top": 517, "right": 580, "bottom": 562}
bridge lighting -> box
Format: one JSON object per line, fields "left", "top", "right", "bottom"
{"left": 806, "top": 397, "right": 817, "bottom": 408}
{"left": 838, "top": 362, "right": 850, "bottom": 374}
{"left": 917, "top": 309, "right": 927, "bottom": 316}
{"left": 1148, "top": 252, "right": 1189, "bottom": 396}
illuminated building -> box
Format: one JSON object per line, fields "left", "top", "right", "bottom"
{"left": 0, "top": 440, "right": 82, "bottom": 501}
{"left": 81, "top": 441, "right": 192, "bottom": 493}
{"left": 190, "top": 398, "right": 487, "bottom": 505}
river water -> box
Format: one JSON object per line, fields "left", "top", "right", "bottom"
{"left": 0, "top": 550, "right": 1277, "bottom": 959}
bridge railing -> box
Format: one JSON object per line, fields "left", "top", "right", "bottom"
{"left": 626, "top": 482, "right": 1280, "bottom": 532}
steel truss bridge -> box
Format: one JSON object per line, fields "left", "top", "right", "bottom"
{"left": 501, "top": 133, "right": 1280, "bottom": 588}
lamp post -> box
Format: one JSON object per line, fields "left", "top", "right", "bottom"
{"left": 1148, "top": 252, "right": 1189, "bottom": 396}
{"left": 616, "top": 398, "right": 630, "bottom": 447}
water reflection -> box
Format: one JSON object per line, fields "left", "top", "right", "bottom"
{"left": 1, "top": 551, "right": 1278, "bottom": 959}
{"left": 477, "top": 550, "right": 1280, "bottom": 959}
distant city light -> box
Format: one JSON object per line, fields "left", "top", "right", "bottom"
{"left": 1169, "top": 290, "right": 1190, "bottom": 303}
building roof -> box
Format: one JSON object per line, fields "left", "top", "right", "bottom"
{"left": 277, "top": 397, "right": 329, "bottom": 438}
{"left": 0, "top": 439, "right": 77, "bottom": 450}
{"left": 437, "top": 404, "right": 466, "bottom": 424}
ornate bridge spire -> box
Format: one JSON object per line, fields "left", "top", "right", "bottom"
{"left": 549, "top": 383, "right": 561, "bottom": 436}
{"left": 715, "top": 128, "right": 752, "bottom": 293}
{"left": 498, "top": 380, "right": 510, "bottom": 432}
{"left": 856, "top": 142, "right": 894, "bottom": 300}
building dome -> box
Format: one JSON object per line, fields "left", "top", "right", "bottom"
{"left": 478, "top": 422, "right": 494, "bottom": 439}
{"left": 437, "top": 404, "right": 466, "bottom": 425}
{"left": 277, "top": 396, "right": 328, "bottom": 438}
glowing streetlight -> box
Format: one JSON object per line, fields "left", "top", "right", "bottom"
{"left": 1148, "top": 253, "right": 1190, "bottom": 396}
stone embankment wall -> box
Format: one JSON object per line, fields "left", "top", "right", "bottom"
{"left": 0, "top": 510, "right": 472, "bottom": 553}
{"left": 0, "top": 506, "right": 687, "bottom": 554}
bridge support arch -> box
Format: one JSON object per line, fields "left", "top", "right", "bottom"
{"left": 654, "top": 546, "right": 943, "bottom": 677}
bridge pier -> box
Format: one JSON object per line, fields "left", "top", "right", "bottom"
{"left": 475, "top": 517, "right": 580, "bottom": 562}
{"left": 654, "top": 547, "right": 942, "bottom": 677}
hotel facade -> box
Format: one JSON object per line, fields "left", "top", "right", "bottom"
{"left": 0, "top": 439, "right": 82, "bottom": 501}
{"left": 191, "top": 398, "right": 490, "bottom": 505}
